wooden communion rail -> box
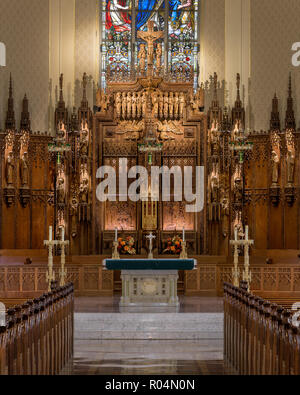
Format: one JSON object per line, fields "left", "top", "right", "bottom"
{"left": 224, "top": 283, "right": 300, "bottom": 375}
{"left": 0, "top": 283, "right": 74, "bottom": 375}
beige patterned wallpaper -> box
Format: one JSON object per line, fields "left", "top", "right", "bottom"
{"left": 200, "top": 0, "right": 225, "bottom": 83}
{"left": 0, "top": 0, "right": 49, "bottom": 132}
{"left": 1, "top": 1, "right": 300, "bottom": 132}
{"left": 251, "top": 0, "right": 300, "bottom": 131}
{"left": 75, "top": 0, "right": 99, "bottom": 108}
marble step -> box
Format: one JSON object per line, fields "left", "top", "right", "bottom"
{"left": 75, "top": 313, "right": 223, "bottom": 340}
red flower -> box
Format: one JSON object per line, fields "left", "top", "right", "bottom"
{"left": 109, "top": 57, "right": 114, "bottom": 62}
{"left": 186, "top": 57, "right": 190, "bottom": 62}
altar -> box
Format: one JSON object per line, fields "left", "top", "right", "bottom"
{"left": 103, "top": 258, "right": 197, "bottom": 312}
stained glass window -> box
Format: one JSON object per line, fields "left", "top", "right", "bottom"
{"left": 100, "top": 0, "right": 199, "bottom": 87}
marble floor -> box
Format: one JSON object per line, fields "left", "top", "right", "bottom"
{"left": 75, "top": 295, "right": 224, "bottom": 313}
{"left": 67, "top": 296, "right": 230, "bottom": 375}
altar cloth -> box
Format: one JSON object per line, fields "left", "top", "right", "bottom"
{"left": 103, "top": 258, "right": 196, "bottom": 271}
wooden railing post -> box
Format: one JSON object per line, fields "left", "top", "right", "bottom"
{"left": 0, "top": 283, "right": 74, "bottom": 376}
{"left": 0, "top": 326, "right": 7, "bottom": 375}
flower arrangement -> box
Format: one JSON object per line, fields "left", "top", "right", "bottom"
{"left": 163, "top": 235, "right": 183, "bottom": 255}
{"left": 118, "top": 236, "right": 136, "bottom": 255}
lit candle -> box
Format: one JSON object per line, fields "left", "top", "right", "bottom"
{"left": 245, "top": 225, "right": 249, "bottom": 240}
{"left": 49, "top": 226, "right": 52, "bottom": 241}
{"left": 115, "top": 228, "right": 118, "bottom": 242}
{"left": 182, "top": 227, "right": 185, "bottom": 242}
{"left": 234, "top": 227, "right": 238, "bottom": 241}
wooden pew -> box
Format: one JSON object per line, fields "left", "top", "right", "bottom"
{"left": 0, "top": 283, "right": 74, "bottom": 375}
{"left": 224, "top": 282, "right": 300, "bottom": 375}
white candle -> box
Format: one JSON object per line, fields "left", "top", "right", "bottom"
{"left": 245, "top": 225, "right": 249, "bottom": 240}
{"left": 49, "top": 226, "right": 52, "bottom": 241}
{"left": 115, "top": 228, "right": 118, "bottom": 242}
{"left": 234, "top": 227, "right": 238, "bottom": 241}
{"left": 182, "top": 227, "right": 185, "bottom": 242}
{"left": 61, "top": 227, "right": 65, "bottom": 242}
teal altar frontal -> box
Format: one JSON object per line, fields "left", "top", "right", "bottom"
{"left": 103, "top": 258, "right": 197, "bottom": 312}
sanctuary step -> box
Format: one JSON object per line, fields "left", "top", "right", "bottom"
{"left": 75, "top": 312, "right": 223, "bottom": 340}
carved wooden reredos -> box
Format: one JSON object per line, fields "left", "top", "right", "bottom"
{"left": 0, "top": 69, "right": 299, "bottom": 256}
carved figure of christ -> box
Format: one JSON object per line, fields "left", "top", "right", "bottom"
{"left": 137, "top": 21, "right": 164, "bottom": 66}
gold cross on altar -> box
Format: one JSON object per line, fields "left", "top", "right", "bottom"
{"left": 137, "top": 21, "right": 164, "bottom": 67}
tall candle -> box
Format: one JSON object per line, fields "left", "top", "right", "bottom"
{"left": 115, "top": 228, "right": 118, "bottom": 242}
{"left": 182, "top": 227, "right": 185, "bottom": 242}
{"left": 234, "top": 227, "right": 238, "bottom": 241}
{"left": 61, "top": 227, "right": 65, "bottom": 242}
{"left": 245, "top": 225, "right": 249, "bottom": 240}
{"left": 49, "top": 226, "right": 52, "bottom": 241}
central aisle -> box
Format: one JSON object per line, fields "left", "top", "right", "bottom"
{"left": 66, "top": 296, "right": 232, "bottom": 375}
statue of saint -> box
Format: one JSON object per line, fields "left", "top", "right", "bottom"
{"left": 142, "top": 92, "right": 147, "bottom": 116}
{"left": 287, "top": 149, "right": 295, "bottom": 186}
{"left": 159, "top": 93, "right": 164, "bottom": 119}
{"left": 57, "top": 177, "right": 65, "bottom": 204}
{"left": 127, "top": 92, "right": 132, "bottom": 119}
{"left": 179, "top": 92, "right": 185, "bottom": 118}
{"left": 152, "top": 91, "right": 158, "bottom": 118}
{"left": 210, "top": 175, "right": 219, "bottom": 203}
{"left": 174, "top": 92, "right": 179, "bottom": 119}
{"left": 137, "top": 92, "right": 142, "bottom": 118}
{"left": 164, "top": 93, "right": 169, "bottom": 119}
{"left": 80, "top": 178, "right": 89, "bottom": 204}
{"left": 80, "top": 129, "right": 89, "bottom": 156}
{"left": 138, "top": 44, "right": 146, "bottom": 73}
{"left": 122, "top": 92, "right": 127, "bottom": 119}
{"left": 20, "top": 152, "right": 29, "bottom": 187}
{"left": 5, "top": 151, "right": 14, "bottom": 187}
{"left": 271, "top": 150, "right": 280, "bottom": 186}
{"left": 156, "top": 43, "right": 162, "bottom": 70}
{"left": 168, "top": 92, "right": 174, "bottom": 119}
{"left": 234, "top": 178, "right": 243, "bottom": 203}
{"left": 131, "top": 92, "right": 137, "bottom": 119}
{"left": 115, "top": 92, "right": 122, "bottom": 119}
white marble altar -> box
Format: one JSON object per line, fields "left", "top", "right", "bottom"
{"left": 120, "top": 270, "right": 179, "bottom": 312}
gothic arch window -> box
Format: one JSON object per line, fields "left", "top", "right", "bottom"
{"left": 100, "top": 0, "right": 200, "bottom": 86}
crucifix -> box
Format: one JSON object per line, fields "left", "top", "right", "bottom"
{"left": 137, "top": 20, "right": 164, "bottom": 76}
{"left": 229, "top": 225, "right": 254, "bottom": 290}
{"left": 146, "top": 232, "right": 156, "bottom": 259}
{"left": 57, "top": 227, "right": 69, "bottom": 286}
{"left": 44, "top": 226, "right": 59, "bottom": 291}
{"left": 242, "top": 225, "right": 254, "bottom": 291}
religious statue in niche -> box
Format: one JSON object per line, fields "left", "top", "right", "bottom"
{"left": 57, "top": 177, "right": 65, "bottom": 205}
{"left": 80, "top": 128, "right": 89, "bottom": 157}
{"left": 221, "top": 196, "right": 230, "bottom": 238}
{"left": 210, "top": 174, "right": 219, "bottom": 203}
{"left": 96, "top": 89, "right": 111, "bottom": 113}
{"left": 132, "top": 93, "right": 137, "bottom": 119}
{"left": 70, "top": 198, "right": 78, "bottom": 238}
{"left": 174, "top": 92, "right": 179, "bottom": 119}
{"left": 233, "top": 177, "right": 243, "bottom": 205}
{"left": 137, "top": 92, "right": 142, "bottom": 118}
{"left": 169, "top": 92, "right": 174, "bottom": 119}
{"left": 20, "top": 152, "right": 29, "bottom": 187}
{"left": 286, "top": 148, "right": 295, "bottom": 186}
{"left": 156, "top": 43, "right": 162, "bottom": 70}
{"left": 127, "top": 92, "right": 132, "bottom": 119}
{"left": 79, "top": 178, "right": 89, "bottom": 204}
{"left": 5, "top": 151, "right": 14, "bottom": 187}
{"left": 210, "top": 121, "right": 220, "bottom": 156}
{"left": 138, "top": 44, "right": 146, "bottom": 73}
{"left": 115, "top": 92, "right": 122, "bottom": 119}
{"left": 152, "top": 91, "right": 158, "bottom": 118}
{"left": 122, "top": 92, "right": 127, "bottom": 119}
{"left": 271, "top": 150, "right": 280, "bottom": 186}
{"left": 179, "top": 92, "right": 185, "bottom": 119}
